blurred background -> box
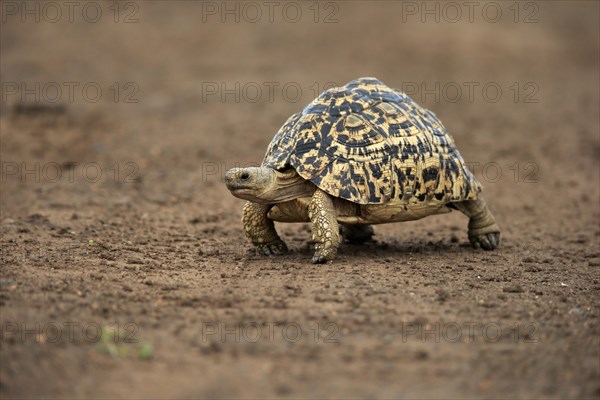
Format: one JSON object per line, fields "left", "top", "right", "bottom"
{"left": 1, "top": 1, "right": 599, "bottom": 398}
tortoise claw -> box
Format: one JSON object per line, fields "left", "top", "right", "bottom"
{"left": 311, "top": 254, "right": 328, "bottom": 264}
{"left": 470, "top": 232, "right": 500, "bottom": 251}
{"left": 257, "top": 240, "right": 288, "bottom": 256}
{"left": 311, "top": 243, "right": 336, "bottom": 264}
{"left": 487, "top": 232, "right": 499, "bottom": 249}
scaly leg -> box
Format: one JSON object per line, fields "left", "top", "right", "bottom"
{"left": 309, "top": 189, "right": 340, "bottom": 263}
{"left": 453, "top": 196, "right": 500, "bottom": 250}
{"left": 242, "top": 201, "right": 287, "bottom": 255}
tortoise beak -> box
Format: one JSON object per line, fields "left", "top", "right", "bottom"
{"left": 225, "top": 168, "right": 249, "bottom": 190}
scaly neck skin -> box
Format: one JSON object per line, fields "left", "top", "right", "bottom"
{"left": 225, "top": 167, "right": 315, "bottom": 204}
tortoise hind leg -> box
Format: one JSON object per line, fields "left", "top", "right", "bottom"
{"left": 453, "top": 197, "right": 500, "bottom": 250}
{"left": 340, "top": 224, "right": 374, "bottom": 244}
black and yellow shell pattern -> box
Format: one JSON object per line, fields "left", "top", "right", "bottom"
{"left": 263, "top": 77, "right": 481, "bottom": 205}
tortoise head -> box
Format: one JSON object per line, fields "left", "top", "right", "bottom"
{"left": 225, "top": 167, "right": 314, "bottom": 204}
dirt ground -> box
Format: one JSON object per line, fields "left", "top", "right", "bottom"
{"left": 1, "top": 1, "right": 599, "bottom": 399}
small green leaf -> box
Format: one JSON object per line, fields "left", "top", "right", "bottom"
{"left": 138, "top": 343, "right": 153, "bottom": 360}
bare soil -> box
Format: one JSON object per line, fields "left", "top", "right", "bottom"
{"left": 1, "top": 2, "right": 599, "bottom": 399}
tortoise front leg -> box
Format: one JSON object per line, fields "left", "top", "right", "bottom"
{"left": 309, "top": 189, "right": 340, "bottom": 263}
{"left": 453, "top": 196, "right": 500, "bottom": 250}
{"left": 242, "top": 201, "right": 288, "bottom": 255}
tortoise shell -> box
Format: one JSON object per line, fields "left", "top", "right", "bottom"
{"left": 263, "top": 77, "right": 481, "bottom": 205}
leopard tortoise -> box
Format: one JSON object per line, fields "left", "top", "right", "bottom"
{"left": 225, "top": 77, "right": 500, "bottom": 263}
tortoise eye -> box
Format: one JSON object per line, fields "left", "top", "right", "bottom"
{"left": 240, "top": 172, "right": 250, "bottom": 181}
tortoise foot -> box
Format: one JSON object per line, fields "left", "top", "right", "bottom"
{"left": 256, "top": 239, "right": 288, "bottom": 256}
{"left": 469, "top": 231, "right": 500, "bottom": 251}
